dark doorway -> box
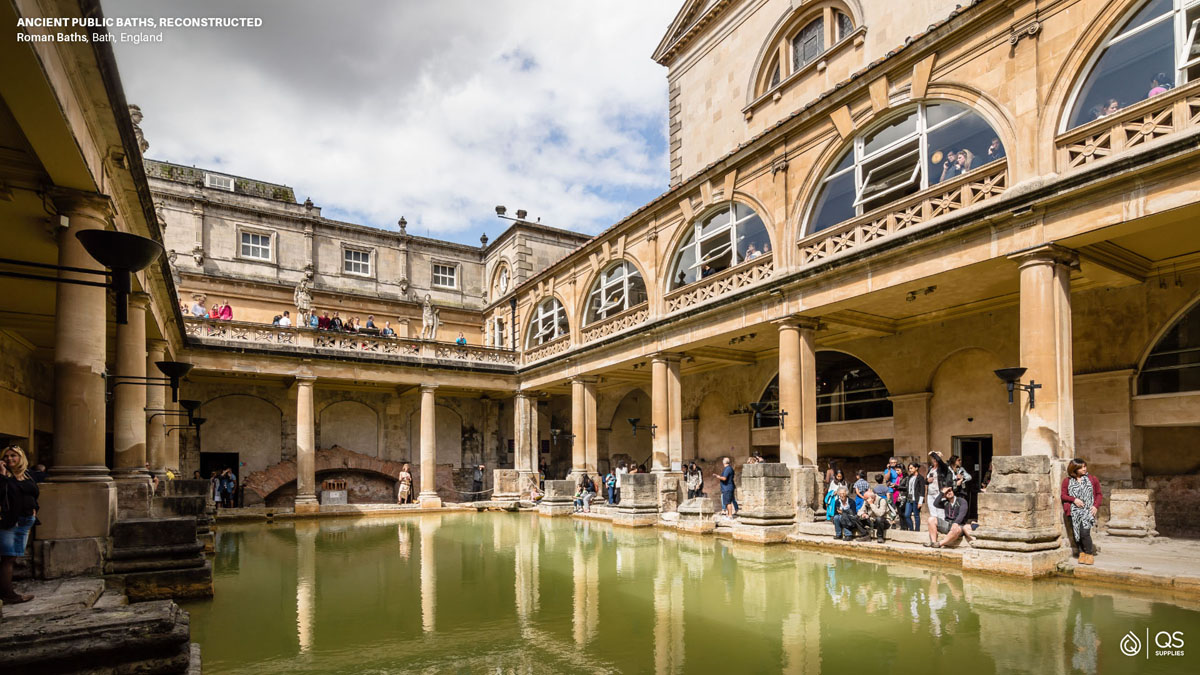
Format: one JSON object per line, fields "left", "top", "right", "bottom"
{"left": 953, "top": 436, "right": 993, "bottom": 519}
{"left": 200, "top": 452, "right": 239, "bottom": 481}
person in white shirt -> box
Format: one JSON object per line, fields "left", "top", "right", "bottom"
{"left": 278, "top": 311, "right": 292, "bottom": 327}
{"left": 614, "top": 462, "right": 628, "bottom": 505}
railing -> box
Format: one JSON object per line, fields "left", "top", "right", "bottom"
{"left": 798, "top": 163, "right": 1007, "bottom": 268}
{"left": 663, "top": 254, "right": 774, "bottom": 313}
{"left": 581, "top": 304, "right": 649, "bottom": 343}
{"left": 183, "top": 317, "right": 518, "bottom": 368}
{"left": 1057, "top": 82, "right": 1200, "bottom": 171}
{"left": 524, "top": 334, "right": 571, "bottom": 365}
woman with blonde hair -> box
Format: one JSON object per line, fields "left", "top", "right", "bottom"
{"left": 0, "top": 445, "right": 39, "bottom": 603}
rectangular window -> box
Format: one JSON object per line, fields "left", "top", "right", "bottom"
{"left": 432, "top": 263, "right": 457, "bottom": 288}
{"left": 240, "top": 231, "right": 271, "bottom": 260}
{"left": 343, "top": 248, "right": 371, "bottom": 276}
{"left": 205, "top": 173, "right": 234, "bottom": 191}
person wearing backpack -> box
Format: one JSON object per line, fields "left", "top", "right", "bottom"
{"left": 604, "top": 470, "right": 617, "bottom": 505}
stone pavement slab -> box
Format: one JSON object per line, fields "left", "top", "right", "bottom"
{"left": 3, "top": 577, "right": 105, "bottom": 619}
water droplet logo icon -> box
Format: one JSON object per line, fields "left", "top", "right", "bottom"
{"left": 1121, "top": 631, "right": 1143, "bottom": 657}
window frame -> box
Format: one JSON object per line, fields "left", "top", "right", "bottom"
{"left": 586, "top": 261, "right": 647, "bottom": 325}
{"left": 205, "top": 173, "right": 234, "bottom": 191}
{"left": 431, "top": 262, "right": 458, "bottom": 289}
{"left": 341, "top": 245, "right": 373, "bottom": 278}
{"left": 526, "top": 297, "right": 569, "bottom": 348}
{"left": 753, "top": 4, "right": 859, "bottom": 100}
{"left": 670, "top": 202, "right": 770, "bottom": 291}
{"left": 237, "top": 227, "right": 273, "bottom": 263}
{"left": 1061, "top": 0, "right": 1200, "bottom": 133}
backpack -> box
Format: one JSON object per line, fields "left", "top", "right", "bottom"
{"left": 605, "top": 473, "right": 616, "bottom": 487}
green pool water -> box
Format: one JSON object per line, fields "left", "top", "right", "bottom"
{"left": 183, "top": 513, "right": 1200, "bottom": 674}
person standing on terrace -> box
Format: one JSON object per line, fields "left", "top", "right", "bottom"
{"left": 190, "top": 299, "right": 207, "bottom": 318}
{"left": 901, "top": 463, "right": 925, "bottom": 531}
{"left": 0, "top": 445, "right": 38, "bottom": 604}
{"left": 714, "top": 456, "right": 738, "bottom": 518}
{"left": 218, "top": 300, "right": 233, "bottom": 321}
{"left": 318, "top": 311, "right": 330, "bottom": 330}
{"left": 1062, "top": 458, "right": 1102, "bottom": 565}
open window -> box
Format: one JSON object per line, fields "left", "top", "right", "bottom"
{"left": 526, "top": 297, "right": 568, "bottom": 348}
{"left": 586, "top": 261, "right": 647, "bottom": 324}
{"left": 753, "top": 352, "right": 893, "bottom": 428}
{"left": 806, "top": 102, "right": 1006, "bottom": 235}
{"left": 669, "top": 202, "right": 770, "bottom": 290}
{"left": 1065, "top": 0, "right": 1200, "bottom": 131}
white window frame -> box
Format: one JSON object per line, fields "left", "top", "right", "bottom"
{"left": 526, "top": 297, "right": 568, "bottom": 348}
{"left": 1061, "top": 0, "right": 1200, "bottom": 133}
{"left": 586, "top": 261, "right": 645, "bottom": 324}
{"left": 205, "top": 173, "right": 234, "bottom": 191}
{"left": 432, "top": 262, "right": 458, "bottom": 289}
{"left": 237, "top": 228, "right": 273, "bottom": 262}
{"left": 342, "top": 246, "right": 372, "bottom": 277}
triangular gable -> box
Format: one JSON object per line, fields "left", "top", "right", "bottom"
{"left": 652, "top": 0, "right": 716, "bottom": 64}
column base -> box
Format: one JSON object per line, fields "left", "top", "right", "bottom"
{"left": 294, "top": 495, "right": 320, "bottom": 514}
{"left": 113, "top": 474, "right": 154, "bottom": 520}
{"left": 418, "top": 492, "right": 443, "bottom": 509}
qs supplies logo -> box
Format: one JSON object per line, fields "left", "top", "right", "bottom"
{"left": 1120, "top": 629, "right": 1185, "bottom": 658}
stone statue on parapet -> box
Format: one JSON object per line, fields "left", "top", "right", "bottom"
{"left": 294, "top": 277, "right": 313, "bottom": 316}
{"left": 420, "top": 293, "right": 440, "bottom": 340}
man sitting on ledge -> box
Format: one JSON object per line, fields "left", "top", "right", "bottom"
{"left": 925, "top": 485, "right": 968, "bottom": 548}
{"left": 858, "top": 490, "right": 892, "bottom": 543}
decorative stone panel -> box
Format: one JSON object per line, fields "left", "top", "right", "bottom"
{"left": 1058, "top": 83, "right": 1200, "bottom": 170}
{"left": 524, "top": 335, "right": 570, "bottom": 364}
{"left": 582, "top": 305, "right": 649, "bottom": 342}
{"left": 664, "top": 256, "right": 774, "bottom": 313}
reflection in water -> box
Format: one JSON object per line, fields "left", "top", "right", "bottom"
{"left": 184, "top": 514, "right": 1200, "bottom": 674}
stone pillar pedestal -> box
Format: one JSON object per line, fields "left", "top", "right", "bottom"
{"left": 790, "top": 465, "right": 821, "bottom": 522}
{"left": 963, "top": 455, "right": 1068, "bottom": 577}
{"left": 732, "top": 463, "right": 795, "bottom": 543}
{"left": 518, "top": 471, "right": 540, "bottom": 500}
{"left": 537, "top": 480, "right": 576, "bottom": 517}
{"left": 657, "top": 472, "right": 684, "bottom": 513}
{"left": 677, "top": 497, "right": 716, "bottom": 534}
{"left": 614, "top": 473, "right": 660, "bottom": 527}
{"left": 1106, "top": 489, "right": 1158, "bottom": 537}
{"left": 493, "top": 469, "right": 520, "bottom": 502}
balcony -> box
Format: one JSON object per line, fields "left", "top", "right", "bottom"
{"left": 1057, "top": 81, "right": 1200, "bottom": 171}
{"left": 664, "top": 253, "right": 775, "bottom": 314}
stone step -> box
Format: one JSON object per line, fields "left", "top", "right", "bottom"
{"left": 152, "top": 495, "right": 208, "bottom": 518}
{"left": 111, "top": 517, "right": 200, "bottom": 550}
{"left": 795, "top": 520, "right": 970, "bottom": 546}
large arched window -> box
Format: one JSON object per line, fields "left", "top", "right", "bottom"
{"left": 525, "top": 297, "right": 568, "bottom": 348}
{"left": 753, "top": 352, "right": 893, "bottom": 428}
{"left": 806, "top": 102, "right": 1007, "bottom": 234}
{"left": 670, "top": 202, "right": 771, "bottom": 290}
{"left": 586, "top": 261, "right": 647, "bottom": 324}
{"left": 757, "top": 7, "right": 856, "bottom": 96}
{"left": 1066, "top": 0, "right": 1200, "bottom": 131}
{"left": 1138, "top": 301, "right": 1200, "bottom": 394}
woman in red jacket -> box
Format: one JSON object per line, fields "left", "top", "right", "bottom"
{"left": 1062, "top": 458, "right": 1102, "bottom": 565}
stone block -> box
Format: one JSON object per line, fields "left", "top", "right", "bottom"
{"left": 978, "top": 492, "right": 1051, "bottom": 513}
{"left": 320, "top": 490, "right": 348, "bottom": 505}
{"left": 657, "top": 472, "right": 683, "bottom": 513}
{"left": 153, "top": 496, "right": 208, "bottom": 518}
{"left": 537, "top": 480, "right": 575, "bottom": 517}
{"left": 962, "top": 547, "right": 1069, "bottom": 578}
{"left": 112, "top": 518, "right": 198, "bottom": 549}
{"left": 161, "top": 479, "right": 210, "bottom": 499}
{"left": 294, "top": 500, "right": 320, "bottom": 514}
{"left": 993, "top": 455, "right": 1051, "bottom": 476}
{"left": 677, "top": 497, "right": 716, "bottom": 533}
{"left": 1106, "top": 488, "right": 1158, "bottom": 537}
{"left": 493, "top": 469, "right": 520, "bottom": 501}
{"left": 790, "top": 465, "right": 822, "bottom": 521}
{"left": 731, "top": 524, "right": 794, "bottom": 544}
{"left": 123, "top": 561, "right": 215, "bottom": 601}
{"left": 35, "top": 538, "right": 106, "bottom": 579}
{"left": 115, "top": 477, "right": 155, "bottom": 520}
{"left": 985, "top": 472, "right": 1051, "bottom": 494}
{"left": 614, "top": 474, "right": 659, "bottom": 527}
{"left": 981, "top": 507, "right": 1062, "bottom": 530}
{"left": 736, "top": 463, "right": 795, "bottom": 528}
{"left": 36, "top": 481, "right": 116, "bottom": 541}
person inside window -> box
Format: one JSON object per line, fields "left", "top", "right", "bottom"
{"left": 278, "top": 311, "right": 292, "bottom": 327}
{"left": 745, "top": 243, "right": 762, "bottom": 260}
{"left": 1148, "top": 72, "right": 1173, "bottom": 97}
{"left": 456, "top": 332, "right": 467, "bottom": 346}
{"left": 701, "top": 264, "right": 715, "bottom": 279}
{"left": 986, "top": 137, "right": 1005, "bottom": 163}
{"left": 958, "top": 148, "right": 974, "bottom": 173}
{"left": 939, "top": 150, "right": 962, "bottom": 182}
{"left": 1092, "top": 98, "right": 1120, "bottom": 120}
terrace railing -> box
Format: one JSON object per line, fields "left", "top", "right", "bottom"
{"left": 1056, "top": 81, "right": 1200, "bottom": 171}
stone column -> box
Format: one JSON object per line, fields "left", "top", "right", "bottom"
{"left": 514, "top": 391, "right": 539, "bottom": 497}
{"left": 418, "top": 384, "right": 442, "bottom": 508}
{"left": 650, "top": 354, "right": 681, "bottom": 471}
{"left": 776, "top": 318, "right": 819, "bottom": 466}
{"left": 145, "top": 339, "right": 168, "bottom": 478}
{"left": 570, "top": 377, "right": 596, "bottom": 478}
{"left": 1010, "top": 245, "right": 1078, "bottom": 458}
{"left": 294, "top": 375, "right": 319, "bottom": 513}
{"left": 113, "top": 292, "right": 152, "bottom": 519}
{"left": 38, "top": 192, "right": 117, "bottom": 578}
{"left": 165, "top": 397, "right": 182, "bottom": 475}
{"left": 665, "top": 357, "right": 682, "bottom": 470}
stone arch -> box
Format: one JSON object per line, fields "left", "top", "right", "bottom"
{"left": 318, "top": 399, "right": 380, "bottom": 457}
{"left": 605, "top": 387, "right": 653, "bottom": 467}
{"left": 407, "top": 404, "right": 463, "bottom": 467}
{"left": 200, "top": 393, "right": 283, "bottom": 479}
{"left": 523, "top": 292, "right": 572, "bottom": 348}
{"left": 488, "top": 257, "right": 513, "bottom": 301}
{"left": 576, "top": 257, "right": 655, "bottom": 332}
{"left": 244, "top": 446, "right": 409, "bottom": 506}
{"left": 745, "top": 0, "right": 866, "bottom": 104}
{"left": 928, "top": 347, "right": 1013, "bottom": 456}
{"left": 1135, "top": 292, "right": 1200, "bottom": 395}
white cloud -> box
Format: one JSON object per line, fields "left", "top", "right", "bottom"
{"left": 105, "top": 0, "right": 679, "bottom": 242}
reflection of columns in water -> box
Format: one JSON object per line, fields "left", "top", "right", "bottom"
{"left": 396, "top": 522, "right": 411, "bottom": 559}
{"left": 514, "top": 516, "right": 539, "bottom": 625}
{"left": 964, "top": 574, "right": 1072, "bottom": 674}
{"left": 295, "top": 521, "right": 319, "bottom": 655}
{"left": 571, "top": 536, "right": 599, "bottom": 646}
{"left": 420, "top": 515, "right": 441, "bottom": 633}
{"left": 653, "top": 541, "right": 684, "bottom": 675}
{"left": 781, "top": 557, "right": 821, "bottom": 675}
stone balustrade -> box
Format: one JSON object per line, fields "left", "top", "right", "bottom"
{"left": 523, "top": 334, "right": 571, "bottom": 365}
{"left": 581, "top": 304, "right": 649, "bottom": 343}
{"left": 664, "top": 254, "right": 774, "bottom": 313}
{"left": 1057, "top": 81, "right": 1200, "bottom": 170}
{"left": 183, "top": 317, "right": 518, "bottom": 369}
{"left": 798, "top": 163, "right": 1007, "bottom": 269}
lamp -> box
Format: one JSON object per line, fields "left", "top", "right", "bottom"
{"left": 155, "top": 361, "right": 194, "bottom": 402}
{"left": 627, "top": 418, "right": 657, "bottom": 438}
{"left": 167, "top": 415, "right": 206, "bottom": 436}
{"left": 146, "top": 398, "right": 201, "bottom": 423}
{"left": 75, "top": 230, "right": 164, "bottom": 324}
{"left": 748, "top": 402, "right": 786, "bottom": 428}
{"left": 994, "top": 367, "right": 1041, "bottom": 408}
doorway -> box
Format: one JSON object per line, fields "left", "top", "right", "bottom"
{"left": 952, "top": 436, "right": 993, "bottom": 519}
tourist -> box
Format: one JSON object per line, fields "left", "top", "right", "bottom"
{"left": 190, "top": 300, "right": 207, "bottom": 318}
{"left": 604, "top": 468, "right": 617, "bottom": 504}
{"left": 574, "top": 474, "right": 595, "bottom": 513}
{"left": 831, "top": 486, "right": 864, "bottom": 541}
{"left": 318, "top": 311, "right": 331, "bottom": 330}
{"left": 883, "top": 458, "right": 902, "bottom": 495}
{"left": 901, "top": 463, "right": 926, "bottom": 531}
{"left": 824, "top": 460, "right": 839, "bottom": 486}
{"left": 701, "top": 264, "right": 715, "bottom": 278}
{"left": 614, "top": 461, "right": 627, "bottom": 504}
{"left": 852, "top": 470, "right": 870, "bottom": 511}
{"left": 951, "top": 455, "right": 972, "bottom": 498}
{"left": 472, "top": 464, "right": 485, "bottom": 502}
{"left": 871, "top": 473, "right": 890, "bottom": 501}
{"left": 29, "top": 463, "right": 48, "bottom": 483}
{"left": 824, "top": 468, "right": 847, "bottom": 521}
{"left": 940, "top": 151, "right": 962, "bottom": 182}
{"left": 456, "top": 332, "right": 468, "bottom": 346}
{"left": 308, "top": 313, "right": 319, "bottom": 329}
{"left": 272, "top": 315, "right": 281, "bottom": 326}
{"left": 366, "top": 315, "right": 376, "bottom": 329}
{"left": 381, "top": 321, "right": 396, "bottom": 337}
{"left": 1093, "top": 97, "right": 1120, "bottom": 120}
{"left": 714, "top": 457, "right": 738, "bottom": 518}
{"left": 958, "top": 148, "right": 974, "bottom": 173}
{"left": 745, "top": 243, "right": 762, "bottom": 260}
{"left": 925, "top": 484, "right": 968, "bottom": 548}
{"left": 221, "top": 467, "right": 238, "bottom": 508}
{"left": 397, "top": 463, "right": 413, "bottom": 504}
{"left": 147, "top": 464, "right": 159, "bottom": 495}
{"left": 329, "top": 312, "right": 344, "bottom": 331}
{"left": 346, "top": 317, "right": 360, "bottom": 333}
{"left": 192, "top": 470, "right": 202, "bottom": 480}
{"left": 210, "top": 471, "right": 222, "bottom": 510}
{"left": 685, "top": 462, "right": 703, "bottom": 499}
{"left": 0, "top": 445, "right": 38, "bottom": 603}
{"left": 278, "top": 310, "right": 292, "bottom": 327}
{"left": 210, "top": 303, "right": 221, "bottom": 320}
{"left": 986, "top": 137, "right": 1005, "bottom": 162}
{"left": 1148, "top": 72, "right": 1173, "bottom": 97}
{"left": 1062, "top": 458, "right": 1102, "bottom": 565}
{"left": 927, "top": 451, "right": 953, "bottom": 520}
{"left": 219, "top": 300, "right": 233, "bottom": 321}
{"left": 858, "top": 490, "right": 892, "bottom": 543}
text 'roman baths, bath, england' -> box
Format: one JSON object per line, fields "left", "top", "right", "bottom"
{"left": 2, "top": 0, "right": 1200, "bottom": 673}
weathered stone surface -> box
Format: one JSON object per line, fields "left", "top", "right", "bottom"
{"left": 978, "top": 492, "right": 1052, "bottom": 513}
{"left": 537, "top": 480, "right": 575, "bottom": 517}
{"left": 0, "top": 600, "right": 193, "bottom": 673}
{"left": 985, "top": 472, "right": 1051, "bottom": 494}
{"left": 320, "top": 489, "right": 348, "bottom": 505}
{"left": 35, "top": 538, "right": 106, "bottom": 580}
{"left": 160, "top": 480, "right": 209, "bottom": 499}
{"left": 657, "top": 472, "right": 683, "bottom": 513}
{"left": 981, "top": 507, "right": 1062, "bottom": 531}
{"left": 112, "top": 518, "right": 198, "bottom": 549}
{"left": 493, "top": 469, "right": 520, "bottom": 501}
{"left": 736, "top": 463, "right": 795, "bottom": 528}
{"left": 962, "top": 547, "right": 1069, "bottom": 577}
{"left": 115, "top": 477, "right": 154, "bottom": 520}
{"left": 676, "top": 497, "right": 716, "bottom": 533}
{"left": 790, "top": 465, "right": 822, "bottom": 521}
{"left": 993, "top": 455, "right": 1051, "bottom": 476}
{"left": 1106, "top": 488, "right": 1158, "bottom": 537}
{"left": 124, "top": 562, "right": 215, "bottom": 602}
{"left": 613, "top": 474, "right": 659, "bottom": 526}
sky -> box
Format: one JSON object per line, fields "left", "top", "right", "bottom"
{"left": 104, "top": 0, "right": 680, "bottom": 244}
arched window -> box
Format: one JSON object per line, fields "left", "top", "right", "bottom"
{"left": 586, "top": 261, "right": 647, "bottom": 324}
{"left": 490, "top": 263, "right": 511, "bottom": 300}
{"left": 792, "top": 18, "right": 825, "bottom": 71}
{"left": 806, "top": 102, "right": 1007, "bottom": 235}
{"left": 756, "top": 6, "right": 857, "bottom": 97}
{"left": 1065, "top": 0, "right": 1200, "bottom": 131}
{"left": 753, "top": 352, "right": 893, "bottom": 428}
{"left": 669, "top": 203, "right": 771, "bottom": 290}
{"left": 525, "top": 297, "right": 568, "bottom": 348}
{"left": 1139, "top": 301, "right": 1200, "bottom": 394}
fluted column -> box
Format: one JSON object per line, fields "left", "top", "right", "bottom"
{"left": 419, "top": 384, "right": 442, "bottom": 508}
{"left": 145, "top": 339, "right": 168, "bottom": 477}
{"left": 37, "top": 192, "right": 117, "bottom": 576}
{"left": 777, "top": 318, "right": 819, "bottom": 467}
{"left": 1011, "top": 245, "right": 1077, "bottom": 458}
{"left": 294, "top": 375, "right": 318, "bottom": 512}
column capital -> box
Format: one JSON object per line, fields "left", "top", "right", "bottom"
{"left": 50, "top": 189, "right": 115, "bottom": 220}
{"left": 1007, "top": 244, "right": 1079, "bottom": 270}
{"left": 650, "top": 352, "right": 683, "bottom": 364}
{"left": 146, "top": 337, "right": 168, "bottom": 352}
{"left": 571, "top": 375, "right": 599, "bottom": 385}
{"left": 295, "top": 374, "right": 317, "bottom": 386}
{"left": 127, "top": 291, "right": 152, "bottom": 310}
{"left": 774, "top": 315, "right": 822, "bottom": 332}
{"left": 419, "top": 383, "right": 438, "bottom": 394}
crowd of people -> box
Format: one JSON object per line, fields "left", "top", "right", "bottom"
{"left": 187, "top": 298, "right": 235, "bottom": 320}
{"left": 209, "top": 467, "right": 240, "bottom": 509}
{"left": 1089, "top": 72, "right": 1175, "bottom": 122}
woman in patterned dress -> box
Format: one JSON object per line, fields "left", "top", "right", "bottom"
{"left": 1061, "top": 458, "right": 1103, "bottom": 565}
